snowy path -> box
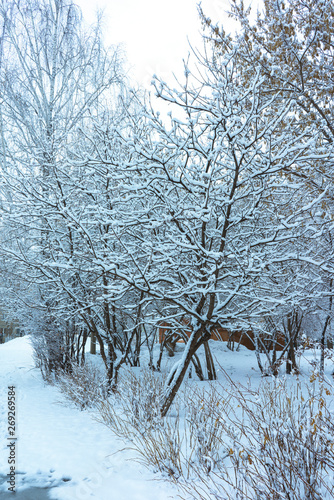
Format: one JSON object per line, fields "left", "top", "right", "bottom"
{"left": 0, "top": 337, "right": 176, "bottom": 500}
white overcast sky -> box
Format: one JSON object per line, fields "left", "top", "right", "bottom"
{"left": 76, "top": 0, "right": 233, "bottom": 88}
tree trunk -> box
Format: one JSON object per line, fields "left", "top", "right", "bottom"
{"left": 320, "top": 278, "right": 333, "bottom": 374}
{"left": 285, "top": 310, "right": 302, "bottom": 375}
{"left": 90, "top": 331, "right": 96, "bottom": 354}
{"left": 320, "top": 315, "right": 330, "bottom": 374}
{"left": 286, "top": 337, "right": 296, "bottom": 374}
{"left": 204, "top": 341, "right": 216, "bottom": 380}
{"left": 191, "top": 353, "right": 205, "bottom": 381}
{"left": 161, "top": 325, "right": 207, "bottom": 417}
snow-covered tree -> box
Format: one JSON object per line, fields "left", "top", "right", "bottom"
{"left": 0, "top": 0, "right": 125, "bottom": 374}
{"left": 200, "top": 0, "right": 334, "bottom": 370}
{"left": 98, "top": 42, "right": 327, "bottom": 414}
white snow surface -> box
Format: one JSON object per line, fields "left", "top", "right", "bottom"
{"left": 1, "top": 336, "right": 333, "bottom": 500}
{"left": 0, "top": 337, "right": 177, "bottom": 500}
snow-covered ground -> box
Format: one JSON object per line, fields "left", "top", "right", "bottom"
{"left": 0, "top": 337, "right": 178, "bottom": 500}
{"left": 1, "top": 336, "right": 333, "bottom": 500}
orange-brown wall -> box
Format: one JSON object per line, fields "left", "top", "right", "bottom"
{"left": 158, "top": 322, "right": 285, "bottom": 351}
{"left": 210, "top": 328, "right": 257, "bottom": 350}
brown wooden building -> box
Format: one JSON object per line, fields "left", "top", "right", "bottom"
{"left": 158, "top": 321, "right": 285, "bottom": 351}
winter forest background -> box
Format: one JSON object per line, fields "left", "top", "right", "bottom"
{"left": 0, "top": 0, "right": 334, "bottom": 498}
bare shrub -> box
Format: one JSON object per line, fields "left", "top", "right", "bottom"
{"left": 180, "top": 373, "right": 334, "bottom": 500}
{"left": 238, "top": 374, "right": 334, "bottom": 500}
{"left": 96, "top": 367, "right": 184, "bottom": 477}
{"left": 57, "top": 361, "right": 106, "bottom": 409}
{"left": 117, "top": 368, "right": 164, "bottom": 432}
{"left": 65, "top": 362, "right": 334, "bottom": 500}
{"left": 96, "top": 397, "right": 132, "bottom": 439}
{"left": 132, "top": 416, "right": 184, "bottom": 478}
{"left": 169, "top": 371, "right": 334, "bottom": 500}
{"left": 185, "top": 385, "right": 231, "bottom": 475}
{"left": 96, "top": 369, "right": 233, "bottom": 480}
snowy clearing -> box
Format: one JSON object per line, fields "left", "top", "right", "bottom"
{"left": 1, "top": 335, "right": 334, "bottom": 500}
